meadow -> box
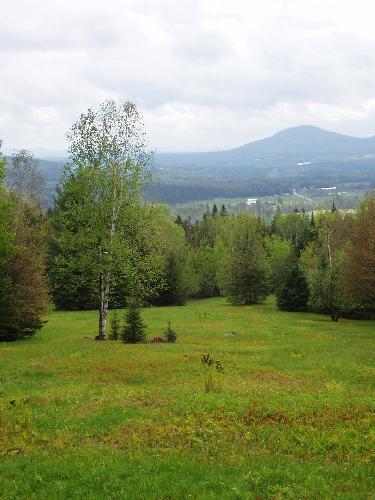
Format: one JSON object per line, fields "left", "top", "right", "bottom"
{"left": 1, "top": 297, "right": 375, "bottom": 499}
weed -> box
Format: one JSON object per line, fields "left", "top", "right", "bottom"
{"left": 201, "top": 353, "right": 224, "bottom": 393}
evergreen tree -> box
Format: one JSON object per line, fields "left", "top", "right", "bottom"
{"left": 164, "top": 321, "right": 177, "bottom": 343}
{"left": 217, "top": 214, "right": 269, "bottom": 305}
{"left": 157, "top": 253, "right": 185, "bottom": 305}
{"left": 121, "top": 304, "right": 145, "bottom": 343}
{"left": 181, "top": 216, "right": 194, "bottom": 244}
{"left": 331, "top": 201, "right": 337, "bottom": 213}
{"left": 276, "top": 264, "right": 310, "bottom": 312}
{"left": 220, "top": 204, "right": 227, "bottom": 216}
{"left": 108, "top": 310, "right": 121, "bottom": 340}
{"left": 212, "top": 203, "right": 218, "bottom": 216}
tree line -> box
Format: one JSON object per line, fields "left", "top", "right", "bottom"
{"left": 172, "top": 200, "right": 375, "bottom": 321}
{"left": 1, "top": 100, "right": 375, "bottom": 342}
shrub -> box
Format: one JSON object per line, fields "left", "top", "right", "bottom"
{"left": 108, "top": 310, "right": 121, "bottom": 340}
{"left": 121, "top": 304, "right": 145, "bottom": 344}
{"left": 164, "top": 321, "right": 177, "bottom": 343}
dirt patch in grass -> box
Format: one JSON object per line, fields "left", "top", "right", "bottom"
{"left": 243, "top": 401, "right": 375, "bottom": 428}
{"left": 244, "top": 367, "right": 315, "bottom": 389}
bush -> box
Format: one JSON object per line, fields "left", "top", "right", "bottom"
{"left": 108, "top": 310, "right": 121, "bottom": 340}
{"left": 121, "top": 305, "right": 145, "bottom": 343}
{"left": 164, "top": 321, "right": 177, "bottom": 343}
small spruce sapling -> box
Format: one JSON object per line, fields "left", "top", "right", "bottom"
{"left": 121, "top": 304, "right": 145, "bottom": 343}
{"left": 164, "top": 321, "right": 177, "bottom": 343}
{"left": 108, "top": 310, "right": 121, "bottom": 340}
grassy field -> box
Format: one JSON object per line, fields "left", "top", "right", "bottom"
{"left": 1, "top": 297, "right": 375, "bottom": 499}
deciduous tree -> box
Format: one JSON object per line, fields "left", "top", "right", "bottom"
{"left": 50, "top": 100, "right": 152, "bottom": 339}
{"left": 345, "top": 193, "right": 375, "bottom": 314}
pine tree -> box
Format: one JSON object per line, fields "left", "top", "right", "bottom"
{"left": 121, "top": 304, "right": 145, "bottom": 343}
{"left": 212, "top": 203, "right": 218, "bottom": 216}
{"left": 331, "top": 201, "right": 337, "bottom": 213}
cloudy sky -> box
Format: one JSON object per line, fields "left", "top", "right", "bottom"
{"left": 1, "top": 0, "right": 375, "bottom": 154}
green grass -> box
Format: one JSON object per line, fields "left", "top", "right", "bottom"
{"left": 1, "top": 297, "right": 375, "bottom": 499}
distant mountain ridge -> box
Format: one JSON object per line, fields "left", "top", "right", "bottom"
{"left": 154, "top": 125, "right": 375, "bottom": 169}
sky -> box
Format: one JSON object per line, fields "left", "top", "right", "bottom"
{"left": 1, "top": 0, "right": 375, "bottom": 155}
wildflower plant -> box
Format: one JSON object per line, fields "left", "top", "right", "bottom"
{"left": 201, "top": 353, "right": 224, "bottom": 393}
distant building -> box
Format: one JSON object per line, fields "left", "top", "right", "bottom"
{"left": 321, "top": 187, "right": 337, "bottom": 191}
{"left": 246, "top": 198, "right": 258, "bottom": 206}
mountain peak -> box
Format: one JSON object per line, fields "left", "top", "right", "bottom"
{"left": 272, "top": 125, "right": 327, "bottom": 137}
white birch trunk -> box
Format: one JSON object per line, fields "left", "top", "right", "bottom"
{"left": 96, "top": 167, "right": 122, "bottom": 339}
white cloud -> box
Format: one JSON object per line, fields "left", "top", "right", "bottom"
{"left": 1, "top": 0, "right": 375, "bottom": 153}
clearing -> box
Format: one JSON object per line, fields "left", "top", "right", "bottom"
{"left": 1, "top": 297, "right": 374, "bottom": 498}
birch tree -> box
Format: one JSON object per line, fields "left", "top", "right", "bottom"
{"left": 54, "top": 100, "right": 152, "bottom": 339}
{"left": 300, "top": 212, "right": 353, "bottom": 321}
{"left": 6, "top": 149, "right": 45, "bottom": 206}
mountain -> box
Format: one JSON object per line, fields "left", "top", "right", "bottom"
{"left": 150, "top": 125, "right": 375, "bottom": 203}
{"left": 154, "top": 125, "right": 375, "bottom": 171}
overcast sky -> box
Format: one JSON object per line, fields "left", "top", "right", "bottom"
{"left": 1, "top": 0, "right": 375, "bottom": 154}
